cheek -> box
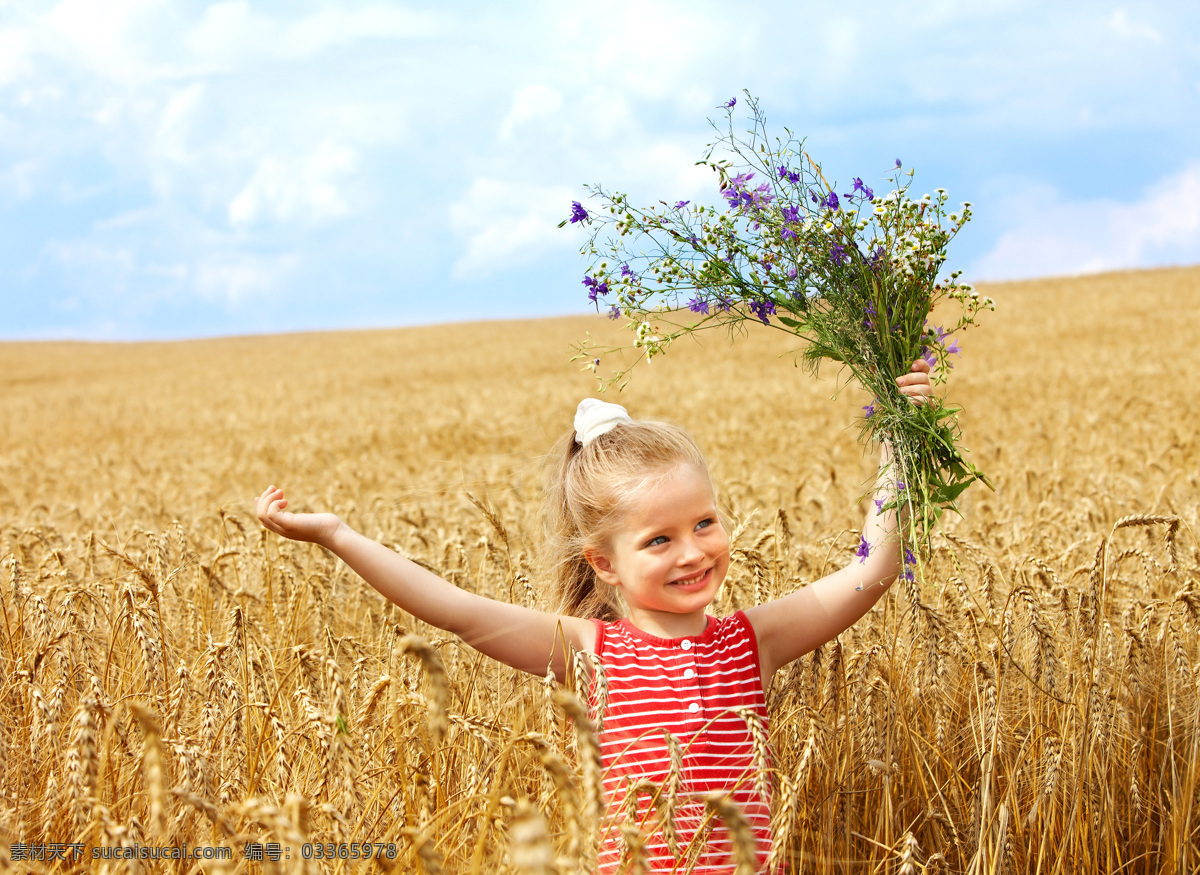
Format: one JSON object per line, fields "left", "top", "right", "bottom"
{"left": 713, "top": 528, "right": 731, "bottom": 558}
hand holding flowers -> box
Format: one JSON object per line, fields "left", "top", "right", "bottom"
{"left": 562, "top": 92, "right": 994, "bottom": 561}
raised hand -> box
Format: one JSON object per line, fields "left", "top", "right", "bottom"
{"left": 896, "top": 358, "right": 934, "bottom": 405}
{"left": 255, "top": 486, "right": 342, "bottom": 545}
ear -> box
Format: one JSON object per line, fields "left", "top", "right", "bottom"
{"left": 584, "top": 549, "right": 621, "bottom": 587}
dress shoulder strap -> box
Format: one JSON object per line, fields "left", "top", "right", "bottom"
{"left": 590, "top": 617, "right": 609, "bottom": 657}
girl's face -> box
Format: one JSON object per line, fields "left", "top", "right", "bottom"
{"left": 587, "top": 462, "right": 730, "bottom": 634}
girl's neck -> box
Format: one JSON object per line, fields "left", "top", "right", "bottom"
{"left": 623, "top": 606, "right": 710, "bottom": 640}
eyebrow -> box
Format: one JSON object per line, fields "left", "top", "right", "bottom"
{"left": 633, "top": 508, "right": 717, "bottom": 541}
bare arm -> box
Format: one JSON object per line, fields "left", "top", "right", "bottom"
{"left": 744, "top": 445, "right": 902, "bottom": 684}
{"left": 256, "top": 487, "right": 595, "bottom": 680}
{"left": 744, "top": 361, "right": 932, "bottom": 686}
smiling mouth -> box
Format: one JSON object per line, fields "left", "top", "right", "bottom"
{"left": 669, "top": 567, "right": 712, "bottom": 589}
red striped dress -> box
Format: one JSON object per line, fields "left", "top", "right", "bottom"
{"left": 590, "top": 611, "right": 772, "bottom": 873}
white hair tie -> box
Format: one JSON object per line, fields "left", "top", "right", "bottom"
{"left": 574, "top": 398, "right": 631, "bottom": 446}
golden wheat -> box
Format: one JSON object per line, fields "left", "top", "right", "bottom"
{"left": 1, "top": 266, "right": 1198, "bottom": 871}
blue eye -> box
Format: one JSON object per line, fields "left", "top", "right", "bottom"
{"left": 647, "top": 535, "right": 668, "bottom": 547}
{"left": 696, "top": 518, "right": 714, "bottom": 530}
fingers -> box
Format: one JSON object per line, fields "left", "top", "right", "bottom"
{"left": 257, "top": 485, "right": 289, "bottom": 528}
{"left": 896, "top": 359, "right": 935, "bottom": 406}
{"left": 898, "top": 385, "right": 934, "bottom": 405}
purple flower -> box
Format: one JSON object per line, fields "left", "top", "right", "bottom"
{"left": 830, "top": 243, "right": 848, "bottom": 265}
{"left": 904, "top": 547, "right": 917, "bottom": 567}
{"left": 901, "top": 568, "right": 915, "bottom": 582}
{"left": 608, "top": 305, "right": 620, "bottom": 320}
{"left": 863, "top": 300, "right": 877, "bottom": 330}
{"left": 748, "top": 299, "right": 775, "bottom": 324}
{"left": 674, "top": 200, "right": 690, "bottom": 209}
{"left": 897, "top": 481, "right": 906, "bottom": 491}
{"left": 856, "top": 536, "right": 871, "bottom": 563}
{"left": 569, "top": 201, "right": 589, "bottom": 224}
{"left": 780, "top": 227, "right": 797, "bottom": 241}
{"left": 777, "top": 166, "right": 801, "bottom": 185}
{"left": 621, "top": 263, "right": 635, "bottom": 278}
{"left": 781, "top": 205, "right": 800, "bottom": 224}
{"left": 874, "top": 498, "right": 884, "bottom": 512}
{"left": 895, "top": 159, "right": 902, "bottom": 168}
{"left": 688, "top": 297, "right": 709, "bottom": 314}
{"left": 945, "top": 338, "right": 961, "bottom": 356}
{"left": 822, "top": 191, "right": 840, "bottom": 210}
{"left": 921, "top": 347, "right": 938, "bottom": 369}
{"left": 724, "top": 97, "right": 736, "bottom": 108}
{"left": 724, "top": 172, "right": 776, "bottom": 214}
{"left": 862, "top": 402, "right": 876, "bottom": 418}
{"left": 852, "top": 177, "right": 874, "bottom": 199}
{"left": 787, "top": 265, "right": 797, "bottom": 278}
{"left": 725, "top": 190, "right": 749, "bottom": 210}
{"left": 724, "top": 178, "right": 749, "bottom": 209}
{"left": 583, "top": 274, "right": 608, "bottom": 303}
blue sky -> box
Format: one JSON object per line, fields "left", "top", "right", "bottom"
{"left": 2, "top": 0, "right": 1198, "bottom": 340}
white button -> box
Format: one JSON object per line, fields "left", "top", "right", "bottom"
{"left": 681, "top": 640, "right": 692, "bottom": 650}
{"left": 683, "top": 668, "right": 695, "bottom": 679}
{"left": 688, "top": 702, "right": 700, "bottom": 714}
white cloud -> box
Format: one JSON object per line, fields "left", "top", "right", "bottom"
{"left": 1, "top": 160, "right": 39, "bottom": 199}
{"left": 4, "top": 0, "right": 1200, "bottom": 338}
{"left": 42, "top": 208, "right": 298, "bottom": 309}
{"left": 47, "top": 238, "right": 137, "bottom": 275}
{"left": 1110, "top": 8, "right": 1163, "bottom": 42}
{"left": 152, "top": 82, "right": 207, "bottom": 169}
{"left": 498, "top": 85, "right": 564, "bottom": 141}
{"left": 0, "top": 26, "right": 34, "bottom": 85}
{"left": 278, "top": 6, "right": 442, "bottom": 57}
{"left": 448, "top": 178, "right": 576, "bottom": 279}
{"left": 185, "top": 1, "right": 274, "bottom": 70}
{"left": 43, "top": 0, "right": 175, "bottom": 83}
{"left": 972, "top": 162, "right": 1200, "bottom": 280}
{"left": 30, "top": 2, "right": 444, "bottom": 83}
{"left": 453, "top": 71, "right": 717, "bottom": 284}
{"left": 193, "top": 251, "right": 297, "bottom": 305}
{"left": 569, "top": 0, "right": 734, "bottom": 102}
{"left": 228, "top": 142, "right": 359, "bottom": 227}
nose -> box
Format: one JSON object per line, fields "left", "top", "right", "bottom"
{"left": 678, "top": 535, "right": 705, "bottom": 565}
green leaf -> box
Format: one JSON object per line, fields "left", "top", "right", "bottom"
{"left": 933, "top": 479, "right": 974, "bottom": 503}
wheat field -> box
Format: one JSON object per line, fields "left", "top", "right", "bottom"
{"left": 1, "top": 265, "right": 1198, "bottom": 874}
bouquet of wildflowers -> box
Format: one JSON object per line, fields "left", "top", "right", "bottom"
{"left": 562, "top": 93, "right": 994, "bottom": 555}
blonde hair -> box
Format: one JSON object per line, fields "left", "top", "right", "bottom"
{"left": 542, "top": 417, "right": 712, "bottom": 620}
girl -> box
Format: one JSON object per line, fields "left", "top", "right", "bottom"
{"left": 255, "top": 361, "right": 934, "bottom": 873}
